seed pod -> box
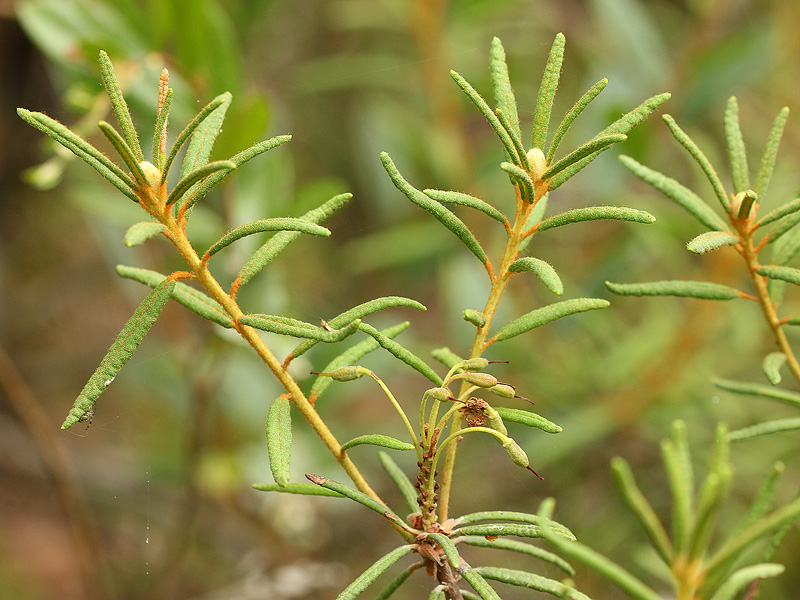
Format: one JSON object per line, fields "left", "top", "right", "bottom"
{"left": 330, "top": 366, "right": 368, "bottom": 381}
{"left": 485, "top": 406, "right": 508, "bottom": 436}
{"left": 462, "top": 372, "right": 498, "bottom": 388}
{"left": 489, "top": 383, "right": 516, "bottom": 399}
{"left": 426, "top": 387, "right": 452, "bottom": 402}
{"left": 501, "top": 437, "right": 529, "bottom": 467}
{"left": 463, "top": 309, "right": 487, "bottom": 327}
{"left": 462, "top": 358, "right": 490, "bottom": 371}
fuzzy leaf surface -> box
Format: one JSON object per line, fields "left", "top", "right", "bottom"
{"left": 98, "top": 50, "right": 143, "bottom": 162}
{"left": 606, "top": 280, "right": 742, "bottom": 300}
{"left": 754, "top": 107, "right": 789, "bottom": 199}
{"left": 358, "top": 322, "right": 443, "bottom": 385}
{"left": 378, "top": 451, "right": 418, "bottom": 514}
{"left": 531, "top": 33, "right": 565, "bottom": 150}
{"left": 458, "top": 537, "right": 574, "bottom": 575}
{"left": 251, "top": 482, "right": 343, "bottom": 497}
{"left": 547, "top": 78, "right": 607, "bottom": 163}
{"left": 423, "top": 189, "right": 507, "bottom": 223}
{"left": 341, "top": 435, "right": 414, "bottom": 452}
{"left": 266, "top": 397, "right": 292, "bottom": 487}
{"left": 475, "top": 567, "right": 592, "bottom": 600}
{"left": 240, "top": 315, "right": 361, "bottom": 342}
{"left": 729, "top": 418, "right": 800, "bottom": 442}
{"left": 180, "top": 92, "right": 231, "bottom": 179}
{"left": 763, "top": 352, "right": 786, "bottom": 385}
{"left": 509, "top": 257, "right": 563, "bottom": 295}
{"left": 723, "top": 97, "right": 750, "bottom": 193}
{"left": 686, "top": 231, "right": 739, "bottom": 254}
{"left": 207, "top": 218, "right": 330, "bottom": 257}
{"left": 712, "top": 377, "right": 800, "bottom": 408}
{"left": 495, "top": 407, "right": 562, "bottom": 433}
{"left": 493, "top": 298, "right": 609, "bottom": 342}
{"left": 124, "top": 222, "right": 167, "bottom": 247}
{"left": 537, "top": 206, "right": 655, "bottom": 231}
{"left": 335, "top": 545, "right": 414, "bottom": 600}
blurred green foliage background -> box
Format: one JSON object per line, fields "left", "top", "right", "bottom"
{"left": 1, "top": 0, "right": 799, "bottom": 598}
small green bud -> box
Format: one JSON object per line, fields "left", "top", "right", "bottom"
{"left": 321, "top": 366, "right": 368, "bottom": 381}
{"left": 462, "top": 309, "right": 486, "bottom": 328}
{"left": 461, "top": 358, "right": 490, "bottom": 371}
{"left": 485, "top": 406, "right": 507, "bottom": 436}
{"left": 501, "top": 437, "right": 528, "bottom": 467}
{"left": 426, "top": 387, "right": 452, "bottom": 402}
{"left": 489, "top": 383, "right": 516, "bottom": 399}
{"left": 526, "top": 147, "right": 547, "bottom": 180}
{"left": 462, "top": 372, "right": 498, "bottom": 388}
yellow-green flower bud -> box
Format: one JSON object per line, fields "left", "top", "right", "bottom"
{"left": 526, "top": 148, "right": 547, "bottom": 180}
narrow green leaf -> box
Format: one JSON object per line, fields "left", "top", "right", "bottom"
{"left": 489, "top": 37, "right": 520, "bottom": 141}
{"left": 663, "top": 114, "right": 729, "bottom": 210}
{"left": 764, "top": 211, "right": 800, "bottom": 247}
{"left": 495, "top": 407, "right": 562, "bottom": 434}
{"left": 542, "top": 134, "right": 627, "bottom": 180}
{"left": 460, "top": 565, "right": 502, "bottom": 600}
{"left": 450, "top": 70, "right": 522, "bottom": 165}
{"left": 310, "top": 322, "right": 409, "bottom": 400}
{"left": 97, "top": 121, "right": 148, "bottom": 186}
{"left": 531, "top": 33, "right": 565, "bottom": 150}
{"left": 742, "top": 462, "right": 785, "bottom": 532}
{"left": 724, "top": 97, "right": 750, "bottom": 193}
{"left": 757, "top": 197, "right": 800, "bottom": 229}
{"left": 152, "top": 86, "right": 172, "bottom": 170}
{"left": 509, "top": 257, "right": 562, "bottom": 295}
{"left": 463, "top": 309, "right": 487, "bottom": 327}
{"left": 305, "top": 474, "right": 405, "bottom": 524}
{"left": 207, "top": 217, "right": 330, "bottom": 257}
{"left": 458, "top": 536, "right": 574, "bottom": 575}
{"left": 180, "top": 135, "right": 293, "bottom": 212}
{"left": 712, "top": 377, "right": 800, "bottom": 408}
{"left": 378, "top": 451, "right": 418, "bottom": 515}
{"left": 661, "top": 421, "right": 694, "bottom": 554}
{"left": 167, "top": 160, "right": 236, "bottom": 206}
{"left": 290, "top": 296, "right": 425, "bottom": 360}
{"left": 707, "top": 564, "right": 785, "bottom": 600}
{"left": 181, "top": 92, "right": 231, "bottom": 179}
{"left": 456, "top": 511, "right": 574, "bottom": 539}
{"left": 757, "top": 264, "right": 800, "bottom": 287}
{"left": 240, "top": 314, "right": 361, "bottom": 342}
{"left": 729, "top": 418, "right": 800, "bottom": 442}
{"left": 686, "top": 231, "right": 739, "bottom": 254}
{"left": 431, "top": 347, "right": 463, "bottom": 370}
{"left": 688, "top": 469, "right": 730, "bottom": 561}
{"left": 456, "top": 523, "right": 545, "bottom": 539}
{"left": 605, "top": 280, "right": 743, "bottom": 300}
{"left": 123, "top": 222, "right": 166, "bottom": 246}
{"left": 335, "top": 545, "right": 414, "bottom": 600}
{"left": 537, "top": 206, "right": 655, "bottom": 231}
{"left": 161, "top": 93, "right": 229, "bottom": 184}
{"left": 374, "top": 568, "right": 413, "bottom": 600}
{"left": 547, "top": 78, "right": 608, "bottom": 164}
{"left": 61, "top": 280, "right": 175, "bottom": 429}
{"left": 493, "top": 298, "right": 610, "bottom": 342}
{"left": 496, "top": 108, "right": 529, "bottom": 170}
{"left": 500, "top": 161, "right": 534, "bottom": 201}
{"left": 763, "top": 352, "right": 786, "bottom": 385}
{"left": 98, "top": 50, "right": 143, "bottom": 162}
{"left": 341, "top": 435, "right": 414, "bottom": 452}
{"left": 381, "top": 153, "right": 487, "bottom": 264}
{"left": 358, "top": 322, "right": 443, "bottom": 385}
{"left": 266, "top": 397, "right": 292, "bottom": 487}
{"left": 610, "top": 457, "right": 673, "bottom": 563}
{"left": 17, "top": 108, "right": 137, "bottom": 201}
{"left": 116, "top": 265, "right": 234, "bottom": 328}
{"left": 619, "top": 155, "right": 730, "bottom": 232}
{"left": 754, "top": 107, "right": 789, "bottom": 199}
{"left": 475, "top": 567, "right": 592, "bottom": 600}
{"left": 251, "top": 482, "right": 344, "bottom": 497}
{"left": 536, "top": 500, "right": 662, "bottom": 600}
{"left": 423, "top": 533, "right": 461, "bottom": 569}
{"left": 423, "top": 189, "right": 507, "bottom": 224}
{"left": 548, "top": 93, "right": 671, "bottom": 190}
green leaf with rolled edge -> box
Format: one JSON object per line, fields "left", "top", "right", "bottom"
{"left": 724, "top": 97, "right": 750, "bottom": 193}
{"left": 537, "top": 206, "right": 655, "bottom": 232}
{"left": 61, "top": 279, "right": 175, "bottom": 429}
{"left": 661, "top": 421, "right": 694, "bottom": 554}
{"left": 335, "top": 545, "right": 414, "bottom": 600}
{"left": 764, "top": 211, "right": 800, "bottom": 247}
{"left": 179, "top": 135, "right": 293, "bottom": 213}
{"left": 167, "top": 160, "right": 236, "bottom": 206}
{"left": 542, "top": 134, "right": 626, "bottom": 180}
{"left": 707, "top": 564, "right": 784, "bottom": 600}
{"left": 729, "top": 418, "right": 800, "bottom": 442}
{"left": 496, "top": 108, "right": 529, "bottom": 171}
{"left": 500, "top": 161, "right": 534, "bottom": 202}
{"left": 374, "top": 568, "right": 412, "bottom": 600}
{"left": 490, "top": 37, "right": 520, "bottom": 141}
{"left": 754, "top": 107, "right": 790, "bottom": 200}
{"left": 206, "top": 218, "right": 330, "bottom": 257}
{"left": 180, "top": 92, "right": 231, "bottom": 179}
{"left": 531, "top": 33, "right": 565, "bottom": 151}
{"left": 423, "top": 189, "right": 507, "bottom": 224}
{"left": 378, "top": 451, "right": 418, "bottom": 514}
{"left": 450, "top": 70, "right": 521, "bottom": 166}
{"left": 458, "top": 536, "right": 574, "bottom": 575}
{"left": 663, "top": 114, "right": 729, "bottom": 210}
{"left": 240, "top": 314, "right": 361, "bottom": 342}
{"left": 456, "top": 510, "right": 575, "bottom": 540}
{"left": 116, "top": 265, "right": 233, "bottom": 328}
{"left": 493, "top": 298, "right": 609, "bottom": 343}
{"left": 290, "top": 297, "right": 425, "bottom": 360}
{"left": 547, "top": 78, "right": 607, "bottom": 164}
{"left": 97, "top": 121, "right": 148, "bottom": 187}
{"left": 757, "top": 197, "right": 800, "bottom": 229}
{"left": 98, "top": 51, "right": 143, "bottom": 162}
{"left": 763, "top": 352, "right": 786, "bottom": 385}
{"left": 237, "top": 192, "right": 351, "bottom": 286}
{"left": 495, "top": 407, "right": 562, "bottom": 434}
{"left": 358, "top": 322, "right": 443, "bottom": 385}
{"left": 341, "top": 435, "right": 414, "bottom": 453}
{"left": 423, "top": 533, "right": 461, "bottom": 569}
{"left": 712, "top": 377, "right": 800, "bottom": 408}
{"left": 509, "top": 257, "right": 563, "bottom": 295}
{"left": 305, "top": 474, "right": 407, "bottom": 526}
{"left": 757, "top": 264, "right": 800, "bottom": 287}
{"left": 431, "top": 347, "right": 464, "bottom": 370}
{"left": 124, "top": 222, "right": 167, "bottom": 247}
{"left": 17, "top": 108, "right": 137, "bottom": 201}
{"left": 460, "top": 565, "right": 502, "bottom": 600}
{"left": 160, "top": 93, "right": 229, "bottom": 185}
{"left": 251, "top": 482, "right": 343, "bottom": 497}
{"left": 686, "top": 231, "right": 739, "bottom": 254}
{"left": 605, "top": 280, "right": 743, "bottom": 300}
{"left": 548, "top": 93, "right": 671, "bottom": 191}
{"left": 266, "top": 397, "right": 292, "bottom": 487}
{"left": 619, "top": 155, "right": 730, "bottom": 232}
{"left": 381, "top": 153, "right": 488, "bottom": 264}
{"left": 310, "top": 322, "right": 409, "bottom": 400}
{"left": 152, "top": 86, "right": 172, "bottom": 171}
{"left": 474, "top": 567, "right": 592, "bottom": 600}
